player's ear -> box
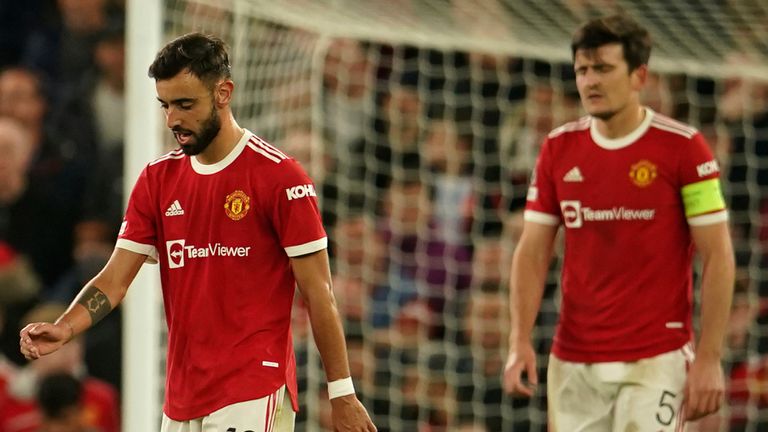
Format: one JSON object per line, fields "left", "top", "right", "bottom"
{"left": 214, "top": 80, "right": 234, "bottom": 107}
{"left": 631, "top": 64, "right": 648, "bottom": 91}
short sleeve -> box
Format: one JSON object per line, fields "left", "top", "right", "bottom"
{"left": 116, "top": 166, "right": 159, "bottom": 262}
{"left": 269, "top": 159, "right": 327, "bottom": 257}
{"left": 524, "top": 138, "right": 561, "bottom": 226}
{"left": 679, "top": 133, "right": 728, "bottom": 226}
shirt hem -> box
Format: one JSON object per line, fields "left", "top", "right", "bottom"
{"left": 552, "top": 338, "right": 690, "bottom": 363}
{"left": 163, "top": 383, "right": 291, "bottom": 421}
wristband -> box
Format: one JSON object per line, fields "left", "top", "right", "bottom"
{"left": 327, "top": 377, "right": 355, "bottom": 399}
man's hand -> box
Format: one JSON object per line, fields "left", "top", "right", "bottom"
{"left": 330, "top": 394, "right": 376, "bottom": 431}
{"left": 19, "top": 322, "right": 71, "bottom": 361}
{"left": 683, "top": 355, "right": 725, "bottom": 421}
{"left": 503, "top": 341, "right": 538, "bottom": 397}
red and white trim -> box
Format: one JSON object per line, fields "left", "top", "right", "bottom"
{"left": 116, "top": 238, "right": 159, "bottom": 263}
{"left": 651, "top": 114, "right": 698, "bottom": 139}
{"left": 524, "top": 210, "right": 561, "bottom": 226}
{"left": 284, "top": 237, "right": 328, "bottom": 257}
{"left": 264, "top": 386, "right": 283, "bottom": 432}
{"left": 548, "top": 116, "right": 590, "bottom": 139}
{"left": 246, "top": 136, "right": 288, "bottom": 164}
{"left": 150, "top": 148, "right": 185, "bottom": 166}
{"left": 687, "top": 210, "right": 728, "bottom": 226}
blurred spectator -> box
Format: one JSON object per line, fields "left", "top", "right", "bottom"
{"left": 0, "top": 303, "right": 119, "bottom": 432}
{"left": 0, "top": 65, "right": 87, "bottom": 205}
{"left": 0, "top": 116, "right": 79, "bottom": 291}
{"left": 721, "top": 55, "right": 768, "bottom": 302}
{"left": 23, "top": 0, "right": 122, "bottom": 98}
{"left": 37, "top": 372, "right": 96, "bottom": 432}
{"left": 371, "top": 178, "right": 472, "bottom": 343}
{"left": 321, "top": 38, "right": 375, "bottom": 225}
{"left": 52, "top": 20, "right": 126, "bottom": 246}
{"left": 0, "top": 68, "right": 50, "bottom": 161}
{"left": 323, "top": 38, "right": 373, "bottom": 157}
{"left": 330, "top": 214, "right": 372, "bottom": 324}
{"left": 382, "top": 71, "right": 423, "bottom": 153}
{"left": 367, "top": 64, "right": 425, "bottom": 206}
{"left": 455, "top": 289, "right": 512, "bottom": 431}
{"left": 500, "top": 77, "right": 581, "bottom": 178}
{"left": 0, "top": 117, "right": 78, "bottom": 366}
{"left": 422, "top": 109, "right": 474, "bottom": 248}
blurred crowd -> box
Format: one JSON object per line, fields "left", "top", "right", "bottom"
{"left": 0, "top": 0, "right": 766, "bottom": 431}
{"left": 0, "top": 0, "right": 125, "bottom": 430}
{"left": 287, "top": 32, "right": 768, "bottom": 432}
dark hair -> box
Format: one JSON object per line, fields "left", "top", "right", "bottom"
{"left": 148, "top": 32, "right": 231, "bottom": 87}
{"left": 571, "top": 15, "right": 652, "bottom": 72}
{"left": 37, "top": 372, "right": 82, "bottom": 418}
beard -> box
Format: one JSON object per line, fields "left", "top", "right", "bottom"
{"left": 174, "top": 106, "right": 221, "bottom": 156}
{"left": 590, "top": 109, "right": 617, "bottom": 121}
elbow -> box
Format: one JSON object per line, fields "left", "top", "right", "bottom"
{"left": 301, "top": 281, "right": 338, "bottom": 313}
{"left": 114, "top": 284, "right": 130, "bottom": 303}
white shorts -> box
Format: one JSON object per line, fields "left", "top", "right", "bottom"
{"left": 161, "top": 385, "right": 295, "bottom": 432}
{"left": 548, "top": 344, "right": 694, "bottom": 432}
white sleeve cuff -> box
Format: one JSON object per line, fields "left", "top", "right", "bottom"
{"left": 284, "top": 237, "right": 327, "bottom": 257}
{"left": 116, "top": 239, "right": 159, "bottom": 264}
{"left": 688, "top": 210, "right": 728, "bottom": 226}
{"left": 523, "top": 210, "right": 561, "bottom": 226}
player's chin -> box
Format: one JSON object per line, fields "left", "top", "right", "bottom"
{"left": 179, "top": 143, "right": 202, "bottom": 156}
{"left": 587, "top": 107, "right": 615, "bottom": 121}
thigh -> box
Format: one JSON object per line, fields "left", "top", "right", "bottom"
{"left": 202, "top": 386, "right": 295, "bottom": 432}
{"left": 161, "top": 414, "right": 203, "bottom": 432}
{"left": 548, "top": 355, "right": 616, "bottom": 432}
{"left": 614, "top": 385, "right": 686, "bottom": 432}
{"left": 613, "top": 348, "right": 690, "bottom": 432}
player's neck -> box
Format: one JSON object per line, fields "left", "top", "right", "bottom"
{"left": 593, "top": 103, "right": 646, "bottom": 139}
{"left": 197, "top": 114, "right": 244, "bottom": 165}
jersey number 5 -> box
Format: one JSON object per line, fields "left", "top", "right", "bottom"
{"left": 655, "top": 390, "right": 677, "bottom": 426}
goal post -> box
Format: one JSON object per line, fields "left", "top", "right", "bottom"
{"left": 124, "top": 0, "right": 164, "bottom": 429}
{"left": 126, "top": 1, "right": 768, "bottom": 430}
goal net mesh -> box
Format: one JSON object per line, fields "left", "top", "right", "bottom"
{"left": 161, "top": 0, "right": 768, "bottom": 430}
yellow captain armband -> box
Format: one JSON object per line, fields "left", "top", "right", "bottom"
{"left": 681, "top": 178, "right": 725, "bottom": 218}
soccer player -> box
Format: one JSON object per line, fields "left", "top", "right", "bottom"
{"left": 502, "top": 15, "right": 735, "bottom": 431}
{"left": 20, "top": 33, "right": 376, "bottom": 432}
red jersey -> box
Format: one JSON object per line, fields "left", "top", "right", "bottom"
{"left": 116, "top": 131, "right": 326, "bottom": 420}
{"left": 525, "top": 108, "right": 727, "bottom": 362}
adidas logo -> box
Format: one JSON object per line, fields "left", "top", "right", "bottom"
{"left": 165, "top": 200, "right": 185, "bottom": 216}
{"left": 563, "top": 166, "right": 584, "bottom": 182}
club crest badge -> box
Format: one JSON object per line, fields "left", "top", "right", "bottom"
{"left": 629, "top": 160, "right": 657, "bottom": 187}
{"left": 224, "top": 190, "right": 250, "bottom": 221}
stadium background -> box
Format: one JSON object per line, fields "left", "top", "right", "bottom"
{"left": 0, "top": 0, "right": 766, "bottom": 431}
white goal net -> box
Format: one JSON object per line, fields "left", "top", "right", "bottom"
{"left": 153, "top": 0, "right": 768, "bottom": 430}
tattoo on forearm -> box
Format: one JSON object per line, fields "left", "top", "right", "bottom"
{"left": 77, "top": 285, "right": 112, "bottom": 325}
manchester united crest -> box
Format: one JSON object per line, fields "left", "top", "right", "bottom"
{"left": 629, "top": 160, "right": 657, "bottom": 187}
{"left": 224, "top": 190, "right": 250, "bottom": 221}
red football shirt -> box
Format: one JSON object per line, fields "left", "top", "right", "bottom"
{"left": 525, "top": 108, "right": 727, "bottom": 362}
{"left": 117, "top": 131, "right": 327, "bottom": 420}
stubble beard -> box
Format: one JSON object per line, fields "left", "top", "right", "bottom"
{"left": 179, "top": 106, "right": 221, "bottom": 156}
